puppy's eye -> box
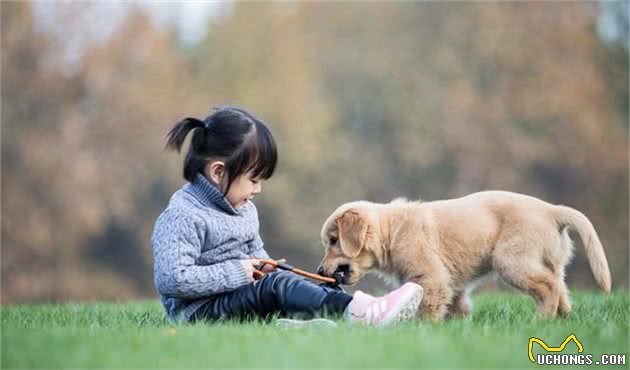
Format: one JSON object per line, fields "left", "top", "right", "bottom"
{"left": 329, "top": 237, "right": 338, "bottom": 245}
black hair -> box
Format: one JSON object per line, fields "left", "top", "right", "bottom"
{"left": 165, "top": 106, "right": 278, "bottom": 195}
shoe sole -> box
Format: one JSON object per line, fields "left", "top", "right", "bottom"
{"left": 378, "top": 283, "right": 424, "bottom": 327}
{"left": 275, "top": 318, "right": 338, "bottom": 328}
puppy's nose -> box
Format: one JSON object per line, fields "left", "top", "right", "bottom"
{"left": 317, "top": 266, "right": 326, "bottom": 276}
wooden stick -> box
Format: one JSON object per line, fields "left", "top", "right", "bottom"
{"left": 256, "top": 259, "right": 337, "bottom": 284}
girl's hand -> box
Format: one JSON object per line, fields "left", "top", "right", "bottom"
{"left": 259, "top": 258, "right": 286, "bottom": 273}
{"left": 240, "top": 259, "right": 261, "bottom": 280}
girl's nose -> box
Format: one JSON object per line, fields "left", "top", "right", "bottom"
{"left": 253, "top": 182, "right": 262, "bottom": 194}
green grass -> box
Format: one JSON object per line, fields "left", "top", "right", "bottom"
{"left": 2, "top": 292, "right": 628, "bottom": 369}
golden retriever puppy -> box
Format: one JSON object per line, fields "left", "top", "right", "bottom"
{"left": 317, "top": 191, "right": 611, "bottom": 321}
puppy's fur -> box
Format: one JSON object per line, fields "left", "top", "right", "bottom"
{"left": 317, "top": 191, "right": 611, "bottom": 321}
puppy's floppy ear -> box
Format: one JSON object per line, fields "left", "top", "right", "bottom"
{"left": 336, "top": 209, "right": 369, "bottom": 258}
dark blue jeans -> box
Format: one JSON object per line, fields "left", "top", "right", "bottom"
{"left": 190, "top": 271, "right": 352, "bottom": 322}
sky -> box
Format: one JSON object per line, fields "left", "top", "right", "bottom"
{"left": 143, "top": 1, "right": 231, "bottom": 44}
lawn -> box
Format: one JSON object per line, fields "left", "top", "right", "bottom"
{"left": 2, "top": 292, "right": 628, "bottom": 369}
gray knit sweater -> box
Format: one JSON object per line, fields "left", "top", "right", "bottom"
{"left": 152, "top": 173, "right": 270, "bottom": 322}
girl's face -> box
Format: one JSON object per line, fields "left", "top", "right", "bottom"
{"left": 205, "top": 161, "right": 263, "bottom": 208}
{"left": 225, "top": 172, "right": 262, "bottom": 208}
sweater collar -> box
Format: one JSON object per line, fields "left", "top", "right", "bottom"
{"left": 185, "top": 173, "right": 239, "bottom": 215}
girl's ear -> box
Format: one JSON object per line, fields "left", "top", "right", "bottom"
{"left": 206, "top": 161, "right": 226, "bottom": 185}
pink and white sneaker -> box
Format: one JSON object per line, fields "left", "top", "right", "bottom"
{"left": 345, "top": 282, "right": 423, "bottom": 326}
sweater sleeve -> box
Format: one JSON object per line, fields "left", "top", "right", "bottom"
{"left": 152, "top": 209, "right": 253, "bottom": 299}
{"left": 245, "top": 202, "right": 271, "bottom": 260}
{"left": 249, "top": 234, "right": 271, "bottom": 260}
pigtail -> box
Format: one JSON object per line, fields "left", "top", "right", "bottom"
{"left": 164, "top": 118, "right": 206, "bottom": 152}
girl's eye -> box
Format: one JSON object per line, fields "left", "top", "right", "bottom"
{"left": 329, "top": 237, "right": 338, "bottom": 245}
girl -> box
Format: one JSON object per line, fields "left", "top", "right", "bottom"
{"left": 152, "top": 106, "right": 423, "bottom": 325}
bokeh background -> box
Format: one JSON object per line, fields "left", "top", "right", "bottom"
{"left": 2, "top": 1, "right": 628, "bottom": 304}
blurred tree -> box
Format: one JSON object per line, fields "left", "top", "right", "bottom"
{"left": 1, "top": 1, "right": 627, "bottom": 303}
{"left": 2, "top": 4, "right": 187, "bottom": 301}
{"left": 2, "top": 1, "right": 83, "bottom": 301}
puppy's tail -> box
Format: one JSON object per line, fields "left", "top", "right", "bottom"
{"left": 553, "top": 205, "right": 611, "bottom": 294}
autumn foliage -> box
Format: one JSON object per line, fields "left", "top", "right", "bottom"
{"left": 2, "top": 2, "right": 627, "bottom": 302}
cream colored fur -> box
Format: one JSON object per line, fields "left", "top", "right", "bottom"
{"left": 317, "top": 191, "right": 611, "bottom": 321}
